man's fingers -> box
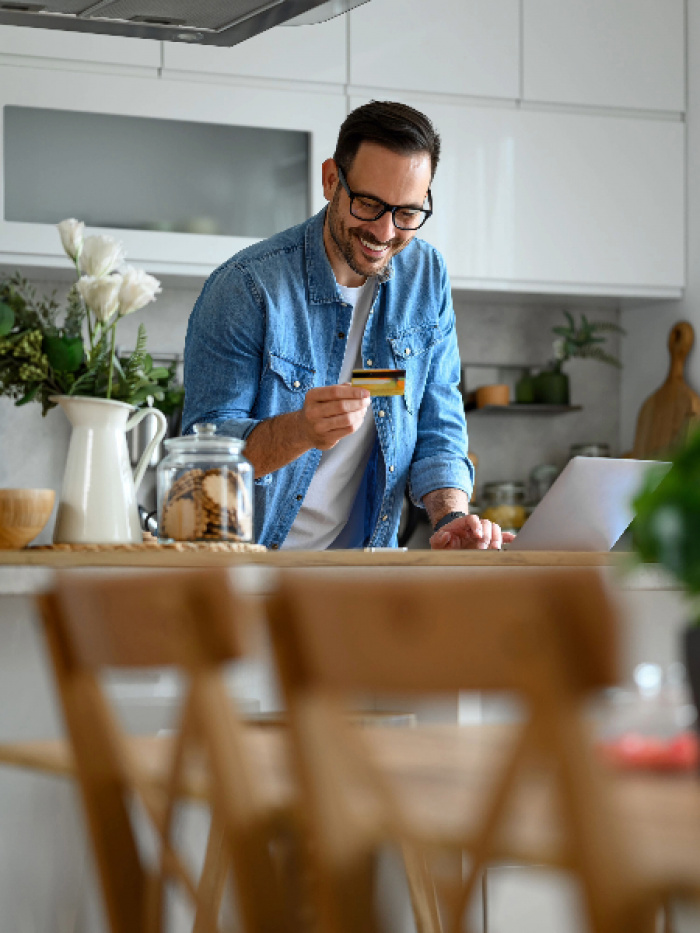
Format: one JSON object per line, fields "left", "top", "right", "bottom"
{"left": 308, "top": 385, "right": 370, "bottom": 403}
{"left": 315, "top": 409, "right": 368, "bottom": 434}
{"left": 310, "top": 397, "right": 371, "bottom": 417}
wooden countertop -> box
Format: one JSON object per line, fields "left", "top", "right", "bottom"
{"left": 0, "top": 546, "right": 620, "bottom": 569}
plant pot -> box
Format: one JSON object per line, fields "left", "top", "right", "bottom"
{"left": 533, "top": 370, "right": 570, "bottom": 405}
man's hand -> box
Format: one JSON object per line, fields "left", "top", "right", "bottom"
{"left": 298, "top": 385, "right": 371, "bottom": 451}
{"left": 244, "top": 384, "right": 371, "bottom": 478}
{"left": 429, "top": 513, "right": 516, "bottom": 550}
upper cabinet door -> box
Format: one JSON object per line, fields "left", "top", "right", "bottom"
{"left": 0, "top": 66, "right": 345, "bottom": 278}
{"left": 350, "top": 94, "right": 684, "bottom": 296}
{"left": 348, "top": 0, "right": 520, "bottom": 100}
{"left": 523, "top": 0, "right": 685, "bottom": 112}
{"left": 0, "top": 25, "right": 160, "bottom": 72}
{"left": 161, "top": 15, "right": 347, "bottom": 85}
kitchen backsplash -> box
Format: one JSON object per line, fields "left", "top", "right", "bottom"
{"left": 452, "top": 294, "right": 621, "bottom": 502}
{"left": 0, "top": 275, "right": 621, "bottom": 541}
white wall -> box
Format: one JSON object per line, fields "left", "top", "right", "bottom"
{"left": 620, "top": 2, "right": 697, "bottom": 452}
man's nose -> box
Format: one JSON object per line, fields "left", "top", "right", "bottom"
{"left": 367, "top": 210, "right": 397, "bottom": 242}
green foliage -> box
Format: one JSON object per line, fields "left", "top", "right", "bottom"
{"left": 0, "top": 273, "right": 161, "bottom": 415}
{"left": 552, "top": 311, "right": 626, "bottom": 370}
{"left": 632, "top": 429, "right": 700, "bottom": 620}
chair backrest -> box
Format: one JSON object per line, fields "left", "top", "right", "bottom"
{"left": 38, "top": 569, "right": 297, "bottom": 933}
{"left": 267, "top": 568, "right": 648, "bottom": 933}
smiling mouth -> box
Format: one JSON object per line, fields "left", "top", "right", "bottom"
{"left": 357, "top": 235, "right": 390, "bottom": 256}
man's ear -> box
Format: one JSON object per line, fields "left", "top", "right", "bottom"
{"left": 321, "top": 158, "right": 338, "bottom": 203}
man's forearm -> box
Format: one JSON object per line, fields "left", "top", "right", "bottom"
{"left": 422, "top": 488, "right": 470, "bottom": 529}
{"left": 244, "top": 411, "right": 312, "bottom": 478}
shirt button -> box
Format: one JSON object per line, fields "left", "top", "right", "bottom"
{"left": 366, "top": 359, "right": 373, "bottom": 366}
{"left": 338, "top": 332, "right": 346, "bottom": 339}
{"left": 382, "top": 514, "right": 388, "bottom": 522}
{"left": 270, "top": 543, "right": 279, "bottom": 550}
{"left": 296, "top": 494, "right": 303, "bottom": 501}
{"left": 378, "top": 410, "right": 385, "bottom": 418}
{"left": 389, "top": 465, "right": 395, "bottom": 472}
{"left": 404, "top": 348, "right": 411, "bottom": 356}
{"left": 293, "top": 380, "right": 300, "bottom": 388}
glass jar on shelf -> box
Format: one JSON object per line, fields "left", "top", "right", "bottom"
{"left": 480, "top": 481, "right": 527, "bottom": 533}
{"left": 570, "top": 442, "right": 610, "bottom": 458}
{"left": 157, "top": 423, "right": 254, "bottom": 543}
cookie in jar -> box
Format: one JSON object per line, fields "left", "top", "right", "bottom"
{"left": 157, "top": 423, "right": 254, "bottom": 543}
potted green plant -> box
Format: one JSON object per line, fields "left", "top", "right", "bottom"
{"left": 533, "top": 312, "right": 626, "bottom": 405}
{"left": 632, "top": 430, "right": 700, "bottom": 720}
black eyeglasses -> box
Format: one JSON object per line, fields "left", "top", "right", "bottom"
{"left": 337, "top": 166, "right": 433, "bottom": 231}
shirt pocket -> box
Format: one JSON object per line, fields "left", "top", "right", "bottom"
{"left": 265, "top": 353, "right": 316, "bottom": 410}
{"left": 388, "top": 322, "right": 443, "bottom": 414}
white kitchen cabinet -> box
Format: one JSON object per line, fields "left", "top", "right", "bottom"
{"left": 0, "top": 25, "right": 160, "bottom": 73}
{"left": 351, "top": 94, "right": 684, "bottom": 297}
{"left": 523, "top": 0, "right": 685, "bottom": 113}
{"left": 0, "top": 65, "right": 345, "bottom": 277}
{"left": 161, "top": 15, "right": 347, "bottom": 85}
{"left": 348, "top": 0, "right": 520, "bottom": 100}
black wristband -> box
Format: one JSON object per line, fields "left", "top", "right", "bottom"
{"left": 432, "top": 510, "right": 467, "bottom": 533}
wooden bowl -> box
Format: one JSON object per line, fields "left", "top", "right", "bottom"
{"left": 0, "top": 489, "right": 56, "bottom": 549}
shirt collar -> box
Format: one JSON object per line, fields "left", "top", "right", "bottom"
{"left": 305, "top": 207, "right": 393, "bottom": 306}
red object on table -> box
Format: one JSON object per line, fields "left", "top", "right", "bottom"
{"left": 598, "top": 731, "right": 700, "bottom": 772}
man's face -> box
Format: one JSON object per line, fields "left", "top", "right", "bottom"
{"left": 322, "top": 142, "right": 432, "bottom": 287}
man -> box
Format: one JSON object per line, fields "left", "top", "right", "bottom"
{"left": 183, "top": 100, "right": 513, "bottom": 551}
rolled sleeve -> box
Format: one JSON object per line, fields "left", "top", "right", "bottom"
{"left": 409, "top": 453, "right": 473, "bottom": 506}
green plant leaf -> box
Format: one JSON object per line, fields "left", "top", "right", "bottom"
{"left": 15, "top": 383, "right": 40, "bottom": 406}
{"left": 43, "top": 334, "right": 84, "bottom": 373}
{"left": 0, "top": 302, "right": 14, "bottom": 336}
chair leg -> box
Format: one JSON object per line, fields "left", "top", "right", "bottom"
{"left": 402, "top": 843, "right": 442, "bottom": 933}
{"left": 661, "top": 896, "right": 674, "bottom": 933}
{"left": 193, "top": 810, "right": 228, "bottom": 933}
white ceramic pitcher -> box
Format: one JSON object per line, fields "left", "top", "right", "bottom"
{"left": 52, "top": 395, "right": 167, "bottom": 545}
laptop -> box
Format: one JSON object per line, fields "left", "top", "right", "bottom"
{"left": 507, "top": 456, "right": 671, "bottom": 552}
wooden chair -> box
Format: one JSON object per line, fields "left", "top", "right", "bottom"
{"left": 267, "top": 568, "right": 657, "bottom": 933}
{"left": 35, "top": 568, "right": 302, "bottom": 933}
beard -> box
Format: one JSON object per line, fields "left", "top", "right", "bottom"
{"left": 326, "top": 187, "right": 410, "bottom": 280}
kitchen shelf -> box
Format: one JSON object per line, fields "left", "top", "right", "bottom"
{"left": 465, "top": 404, "right": 583, "bottom": 414}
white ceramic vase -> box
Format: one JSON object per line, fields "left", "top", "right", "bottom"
{"left": 51, "top": 395, "right": 167, "bottom": 545}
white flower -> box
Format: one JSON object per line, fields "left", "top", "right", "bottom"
{"left": 77, "top": 274, "right": 123, "bottom": 324}
{"left": 552, "top": 337, "right": 567, "bottom": 361}
{"left": 79, "top": 235, "right": 125, "bottom": 279}
{"left": 57, "top": 218, "right": 84, "bottom": 262}
{"left": 118, "top": 267, "right": 161, "bottom": 317}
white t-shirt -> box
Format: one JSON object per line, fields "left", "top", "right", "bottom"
{"left": 283, "top": 279, "right": 377, "bottom": 550}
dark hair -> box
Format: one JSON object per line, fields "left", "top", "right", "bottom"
{"left": 333, "top": 100, "right": 441, "bottom": 181}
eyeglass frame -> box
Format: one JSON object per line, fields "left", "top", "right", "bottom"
{"left": 336, "top": 165, "right": 433, "bottom": 231}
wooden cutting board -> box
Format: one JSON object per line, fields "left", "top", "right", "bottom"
{"left": 631, "top": 321, "right": 700, "bottom": 459}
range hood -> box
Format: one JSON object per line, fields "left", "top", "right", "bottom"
{"left": 0, "top": 0, "right": 369, "bottom": 47}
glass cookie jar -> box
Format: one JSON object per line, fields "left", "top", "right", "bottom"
{"left": 157, "top": 423, "right": 254, "bottom": 543}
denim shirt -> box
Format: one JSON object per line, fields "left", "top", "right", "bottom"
{"left": 183, "top": 208, "right": 473, "bottom": 548}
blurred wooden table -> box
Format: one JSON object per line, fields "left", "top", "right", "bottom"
{"left": 6, "top": 722, "right": 700, "bottom": 900}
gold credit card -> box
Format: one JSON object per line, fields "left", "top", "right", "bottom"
{"left": 351, "top": 368, "right": 406, "bottom": 396}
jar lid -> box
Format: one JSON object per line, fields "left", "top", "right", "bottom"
{"left": 163, "top": 422, "right": 246, "bottom": 454}
{"left": 482, "top": 481, "right": 526, "bottom": 503}
{"left": 570, "top": 443, "right": 610, "bottom": 457}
